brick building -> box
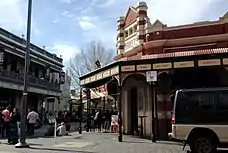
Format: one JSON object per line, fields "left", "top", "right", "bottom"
{"left": 80, "top": 1, "right": 228, "bottom": 140}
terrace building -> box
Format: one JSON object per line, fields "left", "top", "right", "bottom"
{"left": 0, "top": 27, "right": 64, "bottom": 113}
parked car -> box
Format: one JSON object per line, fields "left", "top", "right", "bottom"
{"left": 169, "top": 87, "right": 228, "bottom": 153}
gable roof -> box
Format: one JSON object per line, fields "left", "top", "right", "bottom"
{"left": 124, "top": 6, "right": 138, "bottom": 26}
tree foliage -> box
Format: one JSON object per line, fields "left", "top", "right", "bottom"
{"left": 69, "top": 40, "right": 114, "bottom": 89}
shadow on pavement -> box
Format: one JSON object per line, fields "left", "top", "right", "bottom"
{"left": 186, "top": 149, "right": 228, "bottom": 153}
{"left": 29, "top": 146, "right": 96, "bottom": 153}
{"left": 123, "top": 141, "right": 151, "bottom": 144}
{"left": 156, "top": 141, "right": 183, "bottom": 146}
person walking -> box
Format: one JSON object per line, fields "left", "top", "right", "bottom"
{"left": 2, "top": 106, "right": 10, "bottom": 138}
{"left": 104, "top": 110, "right": 111, "bottom": 132}
{"left": 94, "top": 109, "right": 102, "bottom": 133}
{"left": 27, "top": 107, "right": 39, "bottom": 136}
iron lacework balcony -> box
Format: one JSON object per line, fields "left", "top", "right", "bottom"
{"left": 0, "top": 70, "right": 60, "bottom": 91}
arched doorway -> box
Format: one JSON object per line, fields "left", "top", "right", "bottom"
{"left": 122, "top": 73, "right": 149, "bottom": 136}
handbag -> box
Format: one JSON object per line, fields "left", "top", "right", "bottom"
{"left": 34, "top": 119, "right": 43, "bottom": 130}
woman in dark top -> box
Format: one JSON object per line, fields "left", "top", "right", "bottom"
{"left": 10, "top": 108, "right": 20, "bottom": 123}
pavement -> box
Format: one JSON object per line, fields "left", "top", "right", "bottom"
{"left": 0, "top": 131, "right": 190, "bottom": 153}
{"left": 0, "top": 124, "right": 227, "bottom": 153}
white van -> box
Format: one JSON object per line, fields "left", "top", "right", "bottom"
{"left": 169, "top": 88, "right": 228, "bottom": 153}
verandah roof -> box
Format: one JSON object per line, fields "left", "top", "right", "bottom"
{"left": 79, "top": 48, "right": 228, "bottom": 88}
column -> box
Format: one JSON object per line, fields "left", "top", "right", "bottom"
{"left": 156, "top": 72, "right": 172, "bottom": 140}
{"left": 136, "top": 2, "right": 148, "bottom": 44}
{"left": 117, "top": 16, "right": 125, "bottom": 55}
{"left": 37, "top": 96, "right": 43, "bottom": 114}
{"left": 15, "top": 93, "right": 21, "bottom": 109}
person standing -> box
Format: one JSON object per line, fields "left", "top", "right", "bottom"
{"left": 10, "top": 108, "right": 20, "bottom": 136}
{"left": 104, "top": 110, "right": 111, "bottom": 132}
{"left": 2, "top": 106, "right": 10, "bottom": 138}
{"left": 27, "top": 107, "right": 39, "bottom": 136}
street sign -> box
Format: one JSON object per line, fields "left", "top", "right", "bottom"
{"left": 146, "top": 71, "right": 157, "bottom": 82}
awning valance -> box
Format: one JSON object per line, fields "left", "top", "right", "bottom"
{"left": 80, "top": 48, "right": 228, "bottom": 86}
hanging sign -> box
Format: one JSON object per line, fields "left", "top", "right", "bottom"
{"left": 146, "top": 71, "right": 157, "bottom": 82}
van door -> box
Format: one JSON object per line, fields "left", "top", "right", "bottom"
{"left": 216, "top": 91, "right": 228, "bottom": 142}
{"left": 174, "top": 91, "right": 217, "bottom": 140}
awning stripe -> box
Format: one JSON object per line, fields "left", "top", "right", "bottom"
{"left": 142, "top": 48, "right": 228, "bottom": 60}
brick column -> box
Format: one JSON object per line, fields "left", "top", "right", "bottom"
{"left": 136, "top": 2, "right": 148, "bottom": 44}
{"left": 117, "top": 16, "right": 125, "bottom": 55}
{"left": 156, "top": 72, "right": 172, "bottom": 140}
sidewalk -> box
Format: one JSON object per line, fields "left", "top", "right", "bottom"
{"left": 0, "top": 132, "right": 189, "bottom": 153}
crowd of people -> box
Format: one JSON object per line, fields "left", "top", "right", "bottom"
{"left": 83, "top": 109, "right": 118, "bottom": 133}
{"left": 0, "top": 105, "right": 118, "bottom": 144}
{"left": 0, "top": 106, "right": 41, "bottom": 143}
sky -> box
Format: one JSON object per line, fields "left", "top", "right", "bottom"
{"left": 0, "top": 0, "right": 227, "bottom": 67}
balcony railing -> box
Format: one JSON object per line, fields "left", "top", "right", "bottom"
{"left": 0, "top": 70, "right": 60, "bottom": 91}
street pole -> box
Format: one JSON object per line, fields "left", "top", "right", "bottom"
{"left": 151, "top": 82, "right": 156, "bottom": 142}
{"left": 79, "top": 87, "right": 82, "bottom": 134}
{"left": 15, "top": 0, "right": 32, "bottom": 148}
{"left": 118, "top": 72, "right": 122, "bottom": 142}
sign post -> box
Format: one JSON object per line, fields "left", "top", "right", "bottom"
{"left": 146, "top": 71, "right": 157, "bottom": 142}
{"left": 54, "top": 118, "right": 57, "bottom": 144}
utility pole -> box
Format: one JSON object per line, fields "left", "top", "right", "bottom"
{"left": 79, "top": 87, "right": 82, "bottom": 134}
{"left": 15, "top": 0, "right": 32, "bottom": 148}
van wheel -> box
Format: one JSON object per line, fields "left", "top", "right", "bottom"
{"left": 190, "top": 135, "right": 216, "bottom": 153}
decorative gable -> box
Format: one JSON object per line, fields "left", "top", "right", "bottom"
{"left": 153, "top": 19, "right": 164, "bottom": 27}
{"left": 219, "top": 11, "right": 228, "bottom": 21}
{"left": 152, "top": 19, "right": 167, "bottom": 31}
{"left": 124, "top": 7, "right": 137, "bottom": 27}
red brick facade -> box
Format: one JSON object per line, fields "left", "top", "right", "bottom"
{"left": 124, "top": 8, "right": 137, "bottom": 27}
{"left": 116, "top": 4, "right": 228, "bottom": 61}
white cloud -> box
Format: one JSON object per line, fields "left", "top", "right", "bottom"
{"left": 0, "top": 0, "right": 26, "bottom": 32}
{"left": 0, "top": 0, "right": 41, "bottom": 39}
{"left": 53, "top": 19, "right": 59, "bottom": 23}
{"left": 49, "top": 43, "right": 80, "bottom": 65}
{"left": 59, "top": 0, "right": 75, "bottom": 4}
{"left": 92, "top": 0, "right": 116, "bottom": 7}
{"left": 76, "top": 16, "right": 98, "bottom": 31}
{"left": 61, "top": 10, "right": 75, "bottom": 18}
{"left": 78, "top": 21, "right": 97, "bottom": 30}
{"left": 61, "top": 10, "right": 69, "bottom": 16}
{"left": 146, "top": 0, "right": 220, "bottom": 26}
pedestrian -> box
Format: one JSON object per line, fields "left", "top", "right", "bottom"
{"left": 2, "top": 106, "right": 11, "bottom": 138}
{"left": 56, "top": 122, "right": 68, "bottom": 136}
{"left": 27, "top": 107, "right": 39, "bottom": 136}
{"left": 63, "top": 110, "right": 71, "bottom": 132}
{"left": 8, "top": 108, "right": 20, "bottom": 144}
{"left": 104, "top": 110, "right": 111, "bottom": 132}
{"left": 10, "top": 108, "right": 20, "bottom": 136}
{"left": 0, "top": 107, "right": 3, "bottom": 137}
{"left": 10, "top": 108, "right": 20, "bottom": 123}
{"left": 94, "top": 109, "right": 102, "bottom": 133}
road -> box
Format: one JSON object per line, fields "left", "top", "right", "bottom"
{"left": 0, "top": 132, "right": 227, "bottom": 153}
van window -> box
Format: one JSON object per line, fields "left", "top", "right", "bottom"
{"left": 217, "top": 91, "right": 228, "bottom": 124}
{"left": 175, "top": 91, "right": 217, "bottom": 124}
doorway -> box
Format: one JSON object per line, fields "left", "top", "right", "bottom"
{"left": 130, "top": 87, "right": 138, "bottom": 134}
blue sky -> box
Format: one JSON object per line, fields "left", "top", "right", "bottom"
{"left": 0, "top": 0, "right": 227, "bottom": 67}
